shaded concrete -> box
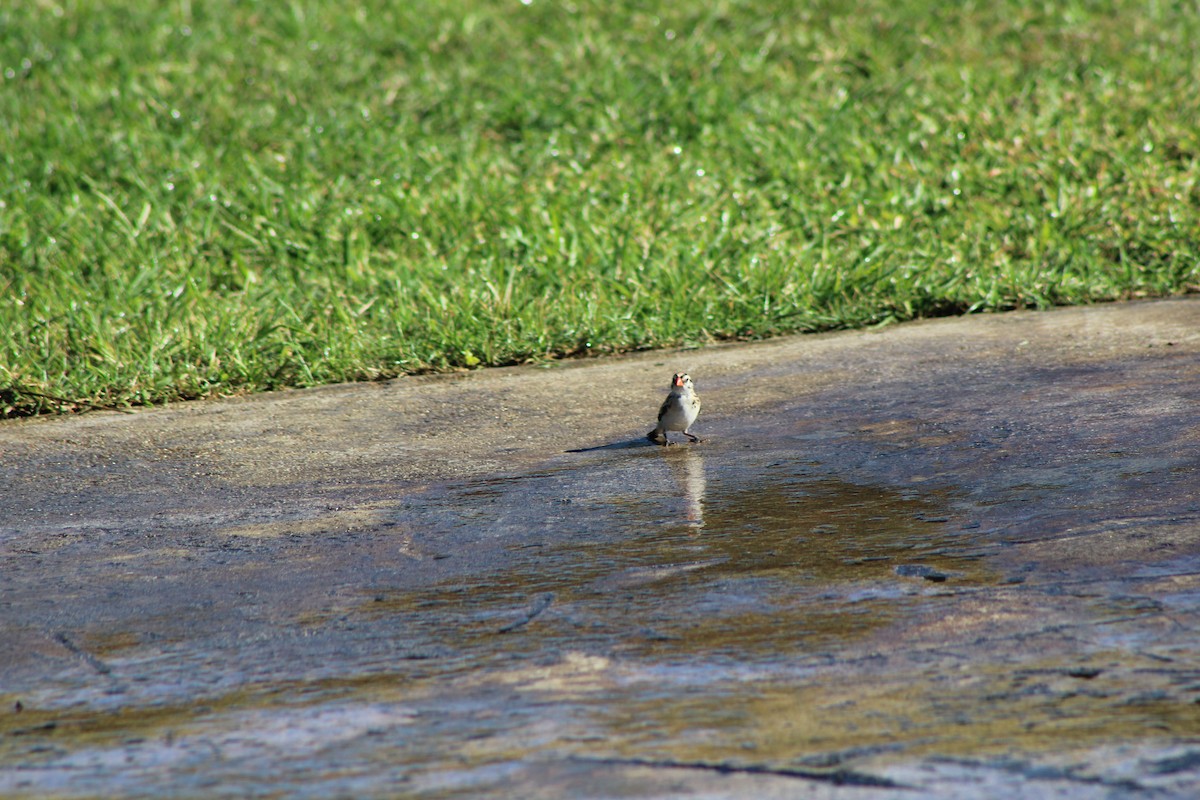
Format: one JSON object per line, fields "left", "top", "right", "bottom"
{"left": 1, "top": 297, "right": 1199, "bottom": 797}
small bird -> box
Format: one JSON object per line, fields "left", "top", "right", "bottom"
{"left": 647, "top": 372, "right": 702, "bottom": 445}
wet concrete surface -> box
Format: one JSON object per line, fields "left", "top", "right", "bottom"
{"left": 2, "top": 297, "right": 1200, "bottom": 797}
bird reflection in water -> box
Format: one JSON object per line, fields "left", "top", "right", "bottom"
{"left": 664, "top": 448, "right": 706, "bottom": 531}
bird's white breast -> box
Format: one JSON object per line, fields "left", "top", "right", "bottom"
{"left": 660, "top": 389, "right": 699, "bottom": 430}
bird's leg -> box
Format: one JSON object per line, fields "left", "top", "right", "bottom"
{"left": 683, "top": 431, "right": 701, "bottom": 443}
{"left": 647, "top": 430, "right": 668, "bottom": 445}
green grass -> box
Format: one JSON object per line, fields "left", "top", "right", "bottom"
{"left": 3, "top": 0, "right": 1199, "bottom": 416}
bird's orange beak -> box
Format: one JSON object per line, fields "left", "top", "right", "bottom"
{"left": 673, "top": 374, "right": 684, "bottom": 387}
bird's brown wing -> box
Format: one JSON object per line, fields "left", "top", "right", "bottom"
{"left": 656, "top": 395, "right": 673, "bottom": 423}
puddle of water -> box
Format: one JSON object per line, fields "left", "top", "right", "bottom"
{"left": 341, "top": 448, "right": 996, "bottom": 667}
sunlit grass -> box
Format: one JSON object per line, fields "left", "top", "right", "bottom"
{"left": 2, "top": 0, "right": 1198, "bottom": 415}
